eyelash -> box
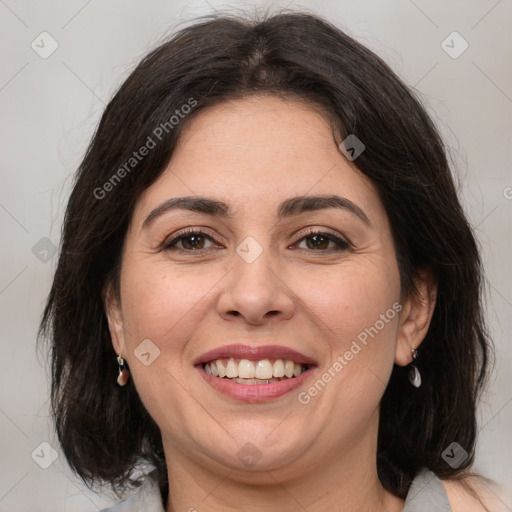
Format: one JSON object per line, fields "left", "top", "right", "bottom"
{"left": 161, "top": 228, "right": 351, "bottom": 253}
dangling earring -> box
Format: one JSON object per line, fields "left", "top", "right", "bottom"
{"left": 408, "top": 348, "right": 421, "bottom": 388}
{"left": 117, "top": 355, "right": 129, "bottom": 386}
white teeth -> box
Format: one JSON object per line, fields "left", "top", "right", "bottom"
{"left": 255, "top": 359, "right": 273, "bottom": 379}
{"left": 205, "top": 358, "right": 309, "bottom": 380}
{"left": 238, "top": 359, "right": 256, "bottom": 378}
{"left": 284, "top": 360, "right": 294, "bottom": 378}
{"left": 272, "top": 359, "right": 285, "bottom": 378}
{"left": 216, "top": 359, "right": 226, "bottom": 378}
{"left": 225, "top": 358, "right": 238, "bottom": 378}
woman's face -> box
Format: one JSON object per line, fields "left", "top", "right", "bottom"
{"left": 106, "top": 95, "right": 418, "bottom": 480}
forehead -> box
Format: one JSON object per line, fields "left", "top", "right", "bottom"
{"left": 177, "top": 95, "right": 338, "bottom": 173}
{"left": 132, "top": 95, "right": 384, "bottom": 227}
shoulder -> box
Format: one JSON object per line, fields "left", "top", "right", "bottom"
{"left": 441, "top": 475, "right": 511, "bottom": 512}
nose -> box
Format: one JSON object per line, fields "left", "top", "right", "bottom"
{"left": 216, "top": 248, "right": 296, "bottom": 326}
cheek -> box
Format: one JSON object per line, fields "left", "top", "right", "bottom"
{"left": 120, "top": 258, "right": 222, "bottom": 345}
{"left": 297, "top": 258, "right": 401, "bottom": 399}
{"left": 117, "top": 261, "right": 218, "bottom": 429}
{"left": 298, "top": 258, "right": 400, "bottom": 339}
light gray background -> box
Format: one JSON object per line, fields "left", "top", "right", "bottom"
{"left": 0, "top": 1, "right": 511, "bottom": 510}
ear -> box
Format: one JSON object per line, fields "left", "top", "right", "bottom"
{"left": 102, "top": 280, "right": 126, "bottom": 357}
{"left": 395, "top": 268, "right": 437, "bottom": 366}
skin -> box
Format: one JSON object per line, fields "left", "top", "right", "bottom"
{"left": 443, "top": 477, "right": 510, "bottom": 511}
{"left": 105, "top": 95, "right": 441, "bottom": 511}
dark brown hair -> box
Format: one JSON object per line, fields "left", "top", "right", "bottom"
{"left": 38, "top": 10, "right": 492, "bottom": 499}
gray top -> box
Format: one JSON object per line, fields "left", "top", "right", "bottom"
{"left": 101, "top": 467, "right": 452, "bottom": 511}
{"left": 402, "top": 468, "right": 453, "bottom": 512}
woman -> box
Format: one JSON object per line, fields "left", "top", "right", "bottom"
{"left": 39, "top": 10, "right": 498, "bottom": 511}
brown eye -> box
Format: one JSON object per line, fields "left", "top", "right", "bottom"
{"left": 295, "top": 231, "right": 350, "bottom": 251}
{"left": 304, "top": 234, "right": 331, "bottom": 250}
{"left": 179, "top": 233, "right": 207, "bottom": 250}
{"left": 163, "top": 230, "right": 218, "bottom": 251}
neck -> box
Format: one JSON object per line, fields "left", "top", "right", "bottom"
{"left": 162, "top": 417, "right": 404, "bottom": 512}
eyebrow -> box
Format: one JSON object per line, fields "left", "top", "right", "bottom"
{"left": 142, "top": 194, "right": 371, "bottom": 230}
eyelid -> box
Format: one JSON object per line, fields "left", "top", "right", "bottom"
{"left": 293, "top": 226, "right": 351, "bottom": 244}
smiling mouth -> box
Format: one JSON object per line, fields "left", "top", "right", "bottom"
{"left": 202, "top": 358, "right": 309, "bottom": 384}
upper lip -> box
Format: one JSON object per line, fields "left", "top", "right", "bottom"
{"left": 194, "top": 344, "right": 317, "bottom": 366}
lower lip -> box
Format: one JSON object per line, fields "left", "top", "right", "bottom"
{"left": 197, "top": 365, "right": 315, "bottom": 402}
